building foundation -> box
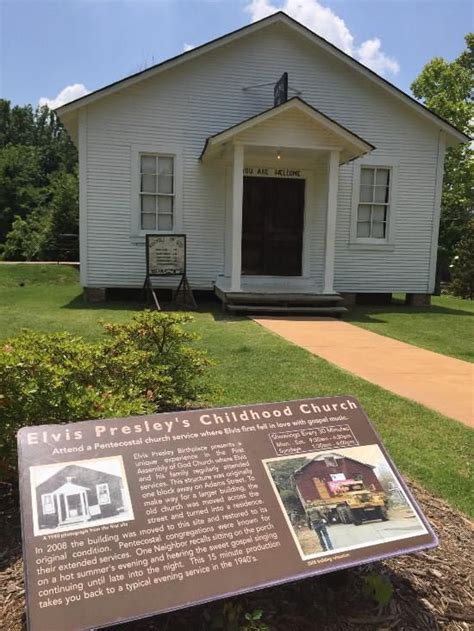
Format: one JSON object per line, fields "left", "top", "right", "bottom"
{"left": 405, "top": 293, "right": 431, "bottom": 306}
{"left": 84, "top": 287, "right": 107, "bottom": 303}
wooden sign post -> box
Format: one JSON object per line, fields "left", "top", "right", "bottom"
{"left": 143, "top": 234, "right": 196, "bottom": 310}
{"left": 18, "top": 396, "right": 437, "bottom": 631}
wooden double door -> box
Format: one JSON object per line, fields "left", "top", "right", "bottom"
{"left": 241, "top": 176, "right": 305, "bottom": 276}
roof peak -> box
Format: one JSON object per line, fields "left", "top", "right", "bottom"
{"left": 56, "top": 10, "right": 468, "bottom": 145}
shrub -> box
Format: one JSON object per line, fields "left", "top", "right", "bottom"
{"left": 0, "top": 311, "right": 211, "bottom": 477}
{"left": 449, "top": 218, "right": 474, "bottom": 299}
{"left": 2, "top": 209, "right": 50, "bottom": 260}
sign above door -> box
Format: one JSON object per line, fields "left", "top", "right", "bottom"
{"left": 243, "top": 166, "right": 304, "bottom": 178}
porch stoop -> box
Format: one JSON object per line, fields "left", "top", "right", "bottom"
{"left": 214, "top": 286, "right": 347, "bottom": 316}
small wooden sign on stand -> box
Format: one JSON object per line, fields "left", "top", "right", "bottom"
{"left": 143, "top": 234, "right": 196, "bottom": 310}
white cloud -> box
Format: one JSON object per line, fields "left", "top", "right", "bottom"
{"left": 183, "top": 43, "right": 195, "bottom": 52}
{"left": 357, "top": 38, "right": 400, "bottom": 76}
{"left": 39, "top": 83, "right": 90, "bottom": 109}
{"left": 245, "top": 0, "right": 399, "bottom": 76}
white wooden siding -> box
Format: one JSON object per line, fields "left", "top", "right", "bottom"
{"left": 82, "top": 22, "right": 441, "bottom": 291}
{"left": 235, "top": 108, "right": 349, "bottom": 148}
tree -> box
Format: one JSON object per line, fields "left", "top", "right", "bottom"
{"left": 0, "top": 144, "right": 47, "bottom": 241}
{"left": 0, "top": 99, "right": 78, "bottom": 257}
{"left": 450, "top": 219, "right": 474, "bottom": 299}
{"left": 41, "top": 170, "right": 79, "bottom": 261}
{"left": 411, "top": 34, "right": 473, "bottom": 283}
{"left": 2, "top": 169, "right": 79, "bottom": 261}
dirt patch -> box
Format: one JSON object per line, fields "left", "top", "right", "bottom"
{"left": 1, "top": 479, "right": 472, "bottom": 630}
{"left": 294, "top": 524, "right": 323, "bottom": 556}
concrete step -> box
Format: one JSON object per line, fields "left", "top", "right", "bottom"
{"left": 215, "top": 286, "right": 344, "bottom": 306}
{"left": 226, "top": 304, "right": 348, "bottom": 315}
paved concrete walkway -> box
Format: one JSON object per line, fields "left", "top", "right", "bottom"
{"left": 253, "top": 317, "right": 474, "bottom": 428}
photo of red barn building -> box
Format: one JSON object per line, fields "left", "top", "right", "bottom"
{"left": 292, "top": 452, "right": 387, "bottom": 525}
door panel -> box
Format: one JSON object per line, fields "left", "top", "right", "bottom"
{"left": 242, "top": 177, "right": 305, "bottom": 276}
{"left": 66, "top": 494, "right": 83, "bottom": 518}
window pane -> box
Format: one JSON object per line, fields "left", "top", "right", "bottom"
{"left": 358, "top": 204, "right": 371, "bottom": 221}
{"left": 141, "top": 195, "right": 156, "bottom": 212}
{"left": 374, "top": 186, "right": 389, "bottom": 203}
{"left": 375, "top": 168, "right": 390, "bottom": 186}
{"left": 141, "top": 174, "right": 156, "bottom": 193}
{"left": 360, "top": 168, "right": 374, "bottom": 186}
{"left": 158, "top": 175, "right": 173, "bottom": 194}
{"left": 141, "top": 213, "right": 156, "bottom": 230}
{"left": 357, "top": 221, "right": 371, "bottom": 237}
{"left": 158, "top": 195, "right": 173, "bottom": 213}
{"left": 372, "top": 205, "right": 386, "bottom": 222}
{"left": 158, "top": 156, "right": 174, "bottom": 175}
{"left": 42, "top": 494, "right": 55, "bottom": 514}
{"left": 158, "top": 214, "right": 173, "bottom": 231}
{"left": 141, "top": 155, "right": 156, "bottom": 174}
{"left": 360, "top": 185, "right": 373, "bottom": 202}
{"left": 97, "top": 484, "right": 111, "bottom": 505}
{"left": 372, "top": 222, "right": 386, "bottom": 238}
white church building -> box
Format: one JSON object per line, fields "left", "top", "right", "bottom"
{"left": 56, "top": 12, "right": 469, "bottom": 313}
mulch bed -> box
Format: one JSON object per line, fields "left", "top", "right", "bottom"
{"left": 1, "top": 479, "right": 472, "bottom": 630}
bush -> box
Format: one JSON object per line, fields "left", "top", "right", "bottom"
{"left": 2, "top": 170, "right": 79, "bottom": 262}
{"left": 2, "top": 209, "right": 50, "bottom": 260}
{"left": 449, "top": 218, "right": 474, "bottom": 299}
{"left": 0, "top": 311, "right": 211, "bottom": 477}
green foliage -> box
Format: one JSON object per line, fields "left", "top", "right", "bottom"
{"left": 279, "top": 488, "right": 304, "bottom": 514}
{"left": 0, "top": 101, "right": 77, "bottom": 173}
{"left": 243, "top": 609, "right": 269, "bottom": 631}
{"left": 203, "top": 603, "right": 269, "bottom": 631}
{"left": 0, "top": 99, "right": 77, "bottom": 253}
{"left": 411, "top": 34, "right": 473, "bottom": 277}
{"left": 267, "top": 458, "right": 307, "bottom": 516}
{"left": 40, "top": 169, "right": 79, "bottom": 260}
{"left": 0, "top": 144, "right": 47, "bottom": 241}
{"left": 267, "top": 457, "right": 307, "bottom": 491}
{"left": 0, "top": 311, "right": 211, "bottom": 476}
{"left": 1, "top": 169, "right": 79, "bottom": 261}
{"left": 363, "top": 573, "right": 394, "bottom": 607}
{"left": 450, "top": 219, "right": 474, "bottom": 299}
{"left": 1, "top": 210, "right": 50, "bottom": 261}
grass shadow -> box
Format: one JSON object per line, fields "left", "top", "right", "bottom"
{"left": 207, "top": 307, "right": 247, "bottom": 323}
{"left": 61, "top": 295, "right": 142, "bottom": 311}
{"left": 347, "top": 303, "right": 474, "bottom": 324}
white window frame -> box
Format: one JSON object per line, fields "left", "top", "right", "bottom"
{"left": 41, "top": 493, "right": 55, "bottom": 515}
{"left": 350, "top": 156, "right": 399, "bottom": 250}
{"left": 96, "top": 483, "right": 111, "bottom": 505}
{"left": 131, "top": 144, "right": 183, "bottom": 239}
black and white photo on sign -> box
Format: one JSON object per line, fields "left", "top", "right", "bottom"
{"left": 29, "top": 456, "right": 134, "bottom": 536}
{"left": 263, "top": 445, "right": 428, "bottom": 560}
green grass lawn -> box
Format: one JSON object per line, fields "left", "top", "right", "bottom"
{"left": 346, "top": 294, "right": 474, "bottom": 362}
{"left": 1, "top": 265, "right": 472, "bottom": 517}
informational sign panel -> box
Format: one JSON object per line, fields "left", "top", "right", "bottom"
{"left": 18, "top": 397, "right": 437, "bottom": 631}
{"left": 146, "top": 234, "right": 185, "bottom": 277}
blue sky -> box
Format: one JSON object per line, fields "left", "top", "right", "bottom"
{"left": 1, "top": 0, "right": 472, "bottom": 108}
